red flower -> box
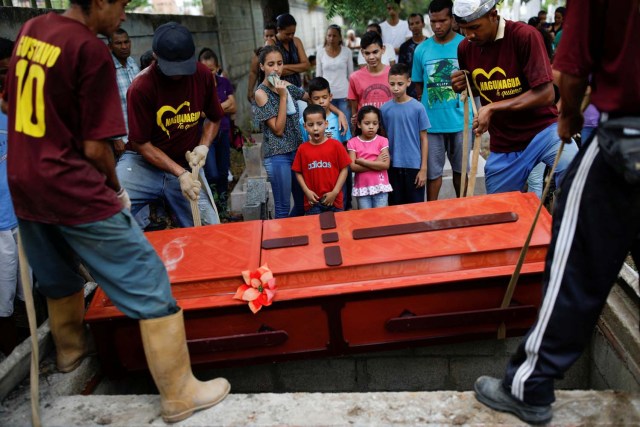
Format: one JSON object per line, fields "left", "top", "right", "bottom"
{"left": 233, "top": 264, "right": 277, "bottom": 313}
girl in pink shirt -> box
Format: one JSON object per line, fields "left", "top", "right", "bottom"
{"left": 347, "top": 106, "right": 393, "bottom": 209}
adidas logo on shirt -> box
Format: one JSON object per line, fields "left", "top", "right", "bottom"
{"left": 308, "top": 160, "right": 332, "bottom": 170}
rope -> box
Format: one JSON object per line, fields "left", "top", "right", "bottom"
{"left": 189, "top": 165, "right": 202, "bottom": 227}
{"left": 17, "top": 231, "right": 42, "bottom": 427}
{"left": 464, "top": 72, "right": 482, "bottom": 197}
{"left": 466, "top": 135, "right": 482, "bottom": 197}
{"left": 460, "top": 90, "right": 470, "bottom": 197}
{"left": 198, "top": 169, "right": 220, "bottom": 220}
{"left": 497, "top": 141, "right": 566, "bottom": 339}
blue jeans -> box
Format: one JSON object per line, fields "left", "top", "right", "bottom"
{"left": 331, "top": 98, "right": 351, "bottom": 127}
{"left": 305, "top": 204, "right": 343, "bottom": 215}
{"left": 485, "top": 123, "right": 578, "bottom": 194}
{"left": 0, "top": 228, "right": 24, "bottom": 317}
{"left": 116, "top": 151, "right": 219, "bottom": 228}
{"left": 357, "top": 192, "right": 388, "bottom": 209}
{"left": 203, "top": 129, "right": 231, "bottom": 194}
{"left": 18, "top": 211, "right": 177, "bottom": 319}
{"left": 527, "top": 163, "right": 546, "bottom": 199}
{"left": 263, "top": 151, "right": 304, "bottom": 218}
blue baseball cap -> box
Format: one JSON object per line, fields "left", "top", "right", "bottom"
{"left": 152, "top": 22, "right": 196, "bottom": 76}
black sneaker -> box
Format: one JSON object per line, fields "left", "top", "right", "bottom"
{"left": 474, "top": 376, "right": 552, "bottom": 425}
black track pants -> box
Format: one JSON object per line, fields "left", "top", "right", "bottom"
{"left": 503, "top": 131, "right": 640, "bottom": 406}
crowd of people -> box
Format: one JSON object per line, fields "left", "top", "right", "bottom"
{"left": 248, "top": 0, "right": 580, "bottom": 217}
{"left": 0, "top": 0, "right": 638, "bottom": 425}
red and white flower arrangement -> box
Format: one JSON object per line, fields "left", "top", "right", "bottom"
{"left": 233, "top": 264, "right": 277, "bottom": 313}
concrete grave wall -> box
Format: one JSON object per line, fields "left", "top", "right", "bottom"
{"left": 0, "top": 7, "right": 220, "bottom": 64}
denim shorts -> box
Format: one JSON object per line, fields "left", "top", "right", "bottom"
{"left": 18, "top": 210, "right": 178, "bottom": 320}
{"left": 427, "top": 130, "right": 473, "bottom": 179}
{"left": 356, "top": 192, "right": 389, "bottom": 209}
{"left": 0, "top": 228, "right": 24, "bottom": 317}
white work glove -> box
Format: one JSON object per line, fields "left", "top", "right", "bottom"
{"left": 116, "top": 187, "right": 131, "bottom": 210}
{"left": 186, "top": 145, "right": 209, "bottom": 169}
{"left": 178, "top": 171, "right": 201, "bottom": 201}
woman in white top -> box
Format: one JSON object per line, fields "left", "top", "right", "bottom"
{"left": 316, "top": 24, "right": 354, "bottom": 122}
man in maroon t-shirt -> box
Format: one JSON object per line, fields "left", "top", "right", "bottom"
{"left": 1, "top": 2, "right": 228, "bottom": 422}
{"left": 473, "top": 0, "right": 640, "bottom": 424}
{"left": 450, "top": 0, "right": 577, "bottom": 195}
{"left": 116, "top": 22, "right": 224, "bottom": 228}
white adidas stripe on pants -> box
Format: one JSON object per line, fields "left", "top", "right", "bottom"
{"left": 511, "top": 139, "right": 600, "bottom": 401}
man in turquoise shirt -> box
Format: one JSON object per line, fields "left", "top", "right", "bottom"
{"left": 412, "top": 0, "right": 472, "bottom": 200}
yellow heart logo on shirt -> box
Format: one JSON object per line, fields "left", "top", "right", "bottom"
{"left": 157, "top": 101, "right": 191, "bottom": 137}
{"left": 472, "top": 67, "right": 507, "bottom": 103}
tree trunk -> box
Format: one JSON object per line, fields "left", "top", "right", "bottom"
{"left": 260, "top": 0, "right": 289, "bottom": 26}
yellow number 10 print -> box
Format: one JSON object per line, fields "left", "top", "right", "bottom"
{"left": 14, "top": 59, "right": 46, "bottom": 138}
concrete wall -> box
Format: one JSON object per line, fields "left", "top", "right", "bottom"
{"left": 289, "top": 0, "right": 345, "bottom": 56}
{"left": 94, "top": 337, "right": 589, "bottom": 395}
{"left": 194, "top": 338, "right": 589, "bottom": 394}
{"left": 211, "top": 0, "right": 262, "bottom": 129}
{"left": 211, "top": 0, "right": 344, "bottom": 129}
{"left": 590, "top": 279, "right": 640, "bottom": 393}
{"left": 0, "top": 7, "right": 219, "bottom": 60}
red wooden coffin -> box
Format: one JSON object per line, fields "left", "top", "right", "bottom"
{"left": 85, "top": 192, "right": 552, "bottom": 375}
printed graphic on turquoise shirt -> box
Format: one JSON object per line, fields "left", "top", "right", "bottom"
{"left": 425, "top": 58, "right": 459, "bottom": 109}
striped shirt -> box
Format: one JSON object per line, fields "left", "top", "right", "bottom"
{"left": 112, "top": 53, "right": 140, "bottom": 140}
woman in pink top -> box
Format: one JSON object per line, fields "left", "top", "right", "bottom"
{"left": 347, "top": 106, "right": 393, "bottom": 209}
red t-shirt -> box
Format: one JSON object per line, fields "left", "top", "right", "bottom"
{"left": 553, "top": 0, "right": 640, "bottom": 115}
{"left": 3, "top": 13, "right": 126, "bottom": 225}
{"left": 127, "top": 62, "right": 223, "bottom": 167}
{"left": 458, "top": 19, "right": 557, "bottom": 153}
{"left": 291, "top": 138, "right": 352, "bottom": 211}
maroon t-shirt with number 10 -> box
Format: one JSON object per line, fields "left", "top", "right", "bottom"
{"left": 457, "top": 19, "right": 557, "bottom": 153}
{"left": 3, "top": 13, "right": 126, "bottom": 226}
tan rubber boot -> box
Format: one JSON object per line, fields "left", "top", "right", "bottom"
{"left": 140, "top": 308, "right": 230, "bottom": 423}
{"left": 46, "top": 290, "right": 88, "bottom": 373}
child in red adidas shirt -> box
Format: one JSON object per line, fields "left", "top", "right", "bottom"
{"left": 292, "top": 104, "right": 352, "bottom": 215}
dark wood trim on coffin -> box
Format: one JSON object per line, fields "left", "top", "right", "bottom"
{"left": 385, "top": 305, "right": 538, "bottom": 333}
{"left": 352, "top": 212, "right": 519, "bottom": 240}
{"left": 187, "top": 329, "right": 289, "bottom": 354}
{"left": 262, "top": 235, "right": 309, "bottom": 249}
